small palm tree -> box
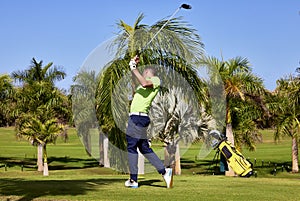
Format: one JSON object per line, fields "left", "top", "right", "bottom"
{"left": 148, "top": 87, "right": 203, "bottom": 174}
{"left": 273, "top": 74, "right": 300, "bottom": 173}
{"left": 147, "top": 66, "right": 213, "bottom": 174}
{"left": 16, "top": 112, "right": 64, "bottom": 176}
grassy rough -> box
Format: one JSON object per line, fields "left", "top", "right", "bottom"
{"left": 0, "top": 127, "right": 299, "bottom": 201}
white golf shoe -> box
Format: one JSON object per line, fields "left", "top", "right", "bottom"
{"left": 163, "top": 168, "right": 173, "bottom": 188}
{"left": 124, "top": 179, "right": 138, "bottom": 188}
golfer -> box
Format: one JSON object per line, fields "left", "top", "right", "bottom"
{"left": 125, "top": 55, "right": 172, "bottom": 188}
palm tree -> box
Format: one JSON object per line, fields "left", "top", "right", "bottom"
{"left": 112, "top": 14, "right": 204, "bottom": 61}
{"left": 12, "top": 58, "right": 71, "bottom": 124}
{"left": 230, "top": 99, "right": 264, "bottom": 150}
{"left": 11, "top": 58, "right": 67, "bottom": 119}
{"left": 148, "top": 80, "right": 214, "bottom": 174}
{"left": 200, "top": 55, "right": 266, "bottom": 175}
{"left": 91, "top": 13, "right": 206, "bottom": 173}
{"left": 16, "top": 113, "right": 64, "bottom": 176}
{"left": 71, "top": 70, "right": 99, "bottom": 155}
{"left": 273, "top": 74, "right": 300, "bottom": 173}
{"left": 12, "top": 57, "right": 65, "bottom": 85}
{"left": 11, "top": 58, "right": 67, "bottom": 172}
{"left": 14, "top": 81, "right": 67, "bottom": 171}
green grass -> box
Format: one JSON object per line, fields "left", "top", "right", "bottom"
{"left": 1, "top": 171, "right": 300, "bottom": 201}
{"left": 0, "top": 127, "right": 299, "bottom": 201}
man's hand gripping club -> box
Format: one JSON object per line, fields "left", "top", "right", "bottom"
{"left": 129, "top": 55, "right": 140, "bottom": 71}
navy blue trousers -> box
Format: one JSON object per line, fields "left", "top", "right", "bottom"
{"left": 126, "top": 115, "right": 165, "bottom": 182}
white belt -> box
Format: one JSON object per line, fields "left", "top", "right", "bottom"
{"left": 129, "top": 112, "right": 148, "bottom": 117}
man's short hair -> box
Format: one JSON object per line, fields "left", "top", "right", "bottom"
{"left": 145, "top": 66, "right": 157, "bottom": 76}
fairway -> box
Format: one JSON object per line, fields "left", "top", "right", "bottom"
{"left": 1, "top": 172, "right": 300, "bottom": 201}
{"left": 0, "top": 127, "right": 299, "bottom": 201}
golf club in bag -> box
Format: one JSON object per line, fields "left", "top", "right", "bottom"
{"left": 209, "top": 130, "right": 253, "bottom": 177}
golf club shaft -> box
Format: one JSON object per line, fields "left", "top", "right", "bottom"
{"left": 140, "top": 7, "right": 181, "bottom": 53}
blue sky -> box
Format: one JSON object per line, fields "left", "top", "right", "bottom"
{"left": 0, "top": 0, "right": 299, "bottom": 91}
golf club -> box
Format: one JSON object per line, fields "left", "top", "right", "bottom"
{"left": 139, "top": 3, "right": 192, "bottom": 54}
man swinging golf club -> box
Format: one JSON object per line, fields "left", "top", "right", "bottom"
{"left": 124, "top": 55, "right": 173, "bottom": 188}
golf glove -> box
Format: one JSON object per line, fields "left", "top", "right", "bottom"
{"left": 129, "top": 59, "right": 137, "bottom": 71}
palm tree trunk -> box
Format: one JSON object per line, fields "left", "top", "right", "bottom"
{"left": 99, "top": 132, "right": 104, "bottom": 166}
{"left": 175, "top": 143, "right": 181, "bottom": 175}
{"left": 291, "top": 136, "right": 299, "bottom": 173}
{"left": 84, "top": 129, "right": 92, "bottom": 156}
{"left": 164, "top": 142, "right": 176, "bottom": 169}
{"left": 43, "top": 144, "right": 49, "bottom": 176}
{"left": 103, "top": 134, "right": 110, "bottom": 168}
{"left": 226, "top": 123, "right": 235, "bottom": 146}
{"left": 225, "top": 123, "right": 236, "bottom": 176}
{"left": 99, "top": 132, "right": 110, "bottom": 167}
{"left": 37, "top": 143, "right": 43, "bottom": 171}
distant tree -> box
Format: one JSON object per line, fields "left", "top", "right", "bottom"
{"left": 11, "top": 58, "right": 68, "bottom": 121}
{"left": 12, "top": 58, "right": 65, "bottom": 85}
{"left": 273, "top": 72, "right": 300, "bottom": 173}
{"left": 0, "top": 74, "right": 15, "bottom": 127}
{"left": 71, "top": 70, "right": 98, "bottom": 156}
{"left": 16, "top": 112, "right": 64, "bottom": 176}
{"left": 12, "top": 58, "right": 67, "bottom": 173}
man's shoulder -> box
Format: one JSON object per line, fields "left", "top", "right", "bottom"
{"left": 150, "top": 76, "right": 160, "bottom": 82}
{"left": 150, "top": 76, "right": 160, "bottom": 87}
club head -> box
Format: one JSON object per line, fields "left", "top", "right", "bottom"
{"left": 209, "top": 130, "right": 224, "bottom": 141}
{"left": 211, "top": 139, "right": 220, "bottom": 149}
{"left": 180, "top": 4, "right": 192, "bottom": 9}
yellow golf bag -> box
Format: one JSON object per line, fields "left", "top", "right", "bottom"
{"left": 218, "top": 140, "right": 253, "bottom": 177}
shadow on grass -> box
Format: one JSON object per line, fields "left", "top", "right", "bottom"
{"left": 0, "top": 177, "right": 123, "bottom": 201}
{"left": 180, "top": 158, "right": 219, "bottom": 175}
{"left": 139, "top": 179, "right": 164, "bottom": 188}
{"left": 0, "top": 156, "right": 99, "bottom": 171}
{"left": 47, "top": 156, "right": 100, "bottom": 170}
{"left": 181, "top": 157, "right": 294, "bottom": 177}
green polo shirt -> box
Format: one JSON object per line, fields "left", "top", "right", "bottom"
{"left": 130, "top": 76, "right": 160, "bottom": 114}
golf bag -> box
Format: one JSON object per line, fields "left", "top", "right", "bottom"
{"left": 217, "top": 140, "right": 253, "bottom": 177}
{"left": 209, "top": 130, "right": 253, "bottom": 177}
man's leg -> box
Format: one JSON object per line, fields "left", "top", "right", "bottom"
{"left": 138, "top": 139, "right": 166, "bottom": 175}
{"left": 126, "top": 135, "right": 139, "bottom": 182}
{"left": 138, "top": 139, "right": 173, "bottom": 188}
